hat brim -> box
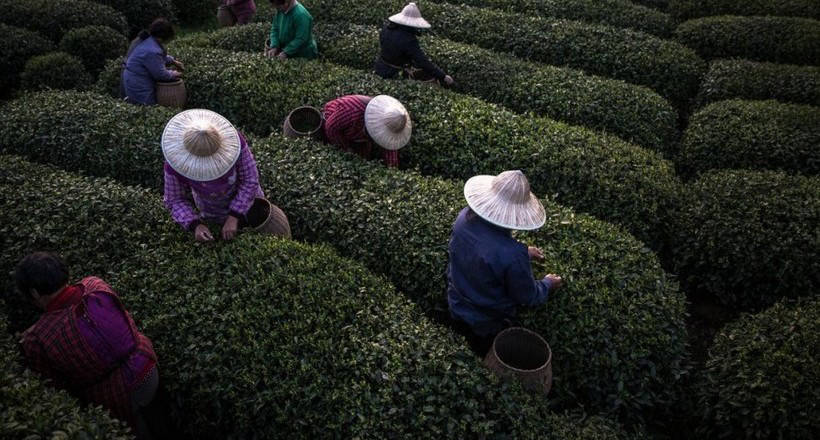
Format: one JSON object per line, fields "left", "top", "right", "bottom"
{"left": 388, "top": 14, "right": 431, "bottom": 29}
{"left": 364, "top": 96, "right": 412, "bottom": 151}
{"left": 464, "top": 175, "right": 546, "bottom": 231}
{"left": 161, "top": 109, "right": 241, "bottom": 181}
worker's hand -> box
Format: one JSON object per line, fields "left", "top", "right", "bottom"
{"left": 545, "top": 274, "right": 564, "bottom": 290}
{"left": 443, "top": 75, "right": 455, "bottom": 86}
{"left": 173, "top": 60, "right": 185, "bottom": 71}
{"left": 170, "top": 70, "right": 182, "bottom": 79}
{"left": 277, "top": 51, "right": 288, "bottom": 60}
{"left": 222, "top": 215, "right": 239, "bottom": 241}
{"left": 194, "top": 224, "right": 214, "bottom": 242}
{"left": 528, "top": 246, "right": 545, "bottom": 260}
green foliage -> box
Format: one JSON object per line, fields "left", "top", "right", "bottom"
{"left": 301, "top": 0, "right": 705, "bottom": 105}
{"left": 89, "top": 0, "right": 177, "bottom": 36}
{"left": 172, "top": 0, "right": 217, "bottom": 23}
{"left": 696, "top": 59, "right": 820, "bottom": 107}
{"left": 670, "top": 0, "right": 820, "bottom": 20}
{"left": 679, "top": 99, "right": 820, "bottom": 177}
{"left": 0, "top": 315, "right": 134, "bottom": 439}
{"left": 102, "top": 47, "right": 682, "bottom": 249}
{"left": 59, "top": 26, "right": 128, "bottom": 74}
{"left": 0, "top": 0, "right": 128, "bottom": 42}
{"left": 0, "top": 155, "right": 633, "bottom": 439}
{"left": 0, "top": 24, "right": 53, "bottom": 96}
{"left": 671, "top": 169, "right": 820, "bottom": 309}
{"left": 697, "top": 298, "right": 820, "bottom": 439}
{"left": 674, "top": 16, "right": 820, "bottom": 65}
{"left": 20, "top": 52, "right": 92, "bottom": 92}
{"left": 0, "top": 92, "right": 689, "bottom": 424}
{"left": 630, "top": 0, "right": 669, "bottom": 11}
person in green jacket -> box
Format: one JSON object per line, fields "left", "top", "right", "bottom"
{"left": 265, "top": 0, "right": 318, "bottom": 60}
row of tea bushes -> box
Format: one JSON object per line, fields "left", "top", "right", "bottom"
{"left": 696, "top": 298, "right": 820, "bottom": 439}
{"left": 0, "top": 0, "right": 127, "bottom": 42}
{"left": 20, "top": 52, "right": 92, "bottom": 92}
{"left": 60, "top": 26, "right": 128, "bottom": 74}
{"left": 180, "top": 22, "right": 679, "bottom": 153}
{"left": 172, "top": 0, "right": 216, "bottom": 22}
{"left": 100, "top": 47, "right": 683, "bottom": 249}
{"left": 629, "top": 0, "right": 668, "bottom": 11}
{"left": 671, "top": 169, "right": 820, "bottom": 310}
{"left": 0, "top": 315, "right": 134, "bottom": 439}
{"left": 696, "top": 60, "right": 820, "bottom": 107}
{"left": 0, "top": 24, "right": 53, "bottom": 96}
{"left": 678, "top": 99, "right": 820, "bottom": 177}
{"left": 0, "top": 91, "right": 689, "bottom": 425}
{"left": 89, "top": 0, "right": 176, "bottom": 36}
{"left": 301, "top": 0, "right": 706, "bottom": 104}
{"left": 425, "top": 0, "right": 673, "bottom": 37}
{"left": 0, "top": 155, "right": 634, "bottom": 439}
{"left": 669, "top": 0, "right": 820, "bottom": 20}
{"left": 674, "top": 16, "right": 820, "bottom": 65}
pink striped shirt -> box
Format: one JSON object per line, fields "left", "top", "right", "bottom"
{"left": 322, "top": 95, "right": 399, "bottom": 167}
{"left": 163, "top": 132, "right": 264, "bottom": 230}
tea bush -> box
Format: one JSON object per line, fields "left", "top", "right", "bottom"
{"left": 0, "top": 0, "right": 128, "bottom": 42}
{"left": 671, "top": 169, "right": 820, "bottom": 310}
{"left": 301, "top": 0, "right": 705, "bottom": 104}
{"left": 425, "top": 0, "right": 673, "bottom": 37}
{"left": 20, "top": 52, "right": 92, "bottom": 92}
{"left": 697, "top": 298, "right": 820, "bottom": 439}
{"left": 99, "top": 48, "right": 682, "bottom": 248}
{"left": 0, "top": 314, "right": 134, "bottom": 439}
{"left": 696, "top": 59, "right": 820, "bottom": 107}
{"left": 0, "top": 155, "right": 634, "bottom": 439}
{"left": 172, "top": 0, "right": 217, "bottom": 23}
{"left": 0, "top": 24, "right": 53, "bottom": 96}
{"left": 191, "top": 22, "right": 679, "bottom": 152}
{"left": 0, "top": 92, "right": 689, "bottom": 424}
{"left": 670, "top": 0, "right": 820, "bottom": 20}
{"left": 630, "top": 0, "right": 668, "bottom": 10}
{"left": 674, "top": 16, "right": 820, "bottom": 65}
{"left": 89, "top": 0, "right": 177, "bottom": 36}
{"left": 679, "top": 99, "right": 820, "bottom": 177}
{"left": 60, "top": 26, "right": 128, "bottom": 74}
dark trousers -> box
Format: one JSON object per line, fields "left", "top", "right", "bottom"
{"left": 131, "top": 368, "right": 179, "bottom": 440}
{"left": 450, "top": 318, "right": 497, "bottom": 358}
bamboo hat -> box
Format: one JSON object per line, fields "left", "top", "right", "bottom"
{"left": 161, "top": 109, "right": 241, "bottom": 182}
{"left": 464, "top": 170, "right": 546, "bottom": 230}
{"left": 364, "top": 95, "right": 412, "bottom": 151}
{"left": 388, "top": 2, "right": 431, "bottom": 29}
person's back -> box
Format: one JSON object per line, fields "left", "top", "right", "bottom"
{"left": 268, "top": 0, "right": 318, "bottom": 59}
{"left": 122, "top": 18, "right": 180, "bottom": 105}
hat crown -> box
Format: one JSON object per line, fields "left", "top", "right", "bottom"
{"left": 491, "top": 170, "right": 531, "bottom": 204}
{"left": 183, "top": 126, "right": 223, "bottom": 157}
{"left": 384, "top": 108, "right": 408, "bottom": 133}
{"left": 401, "top": 3, "right": 423, "bottom": 19}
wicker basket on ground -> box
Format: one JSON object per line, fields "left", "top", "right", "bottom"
{"left": 156, "top": 79, "right": 186, "bottom": 109}
{"left": 484, "top": 327, "right": 553, "bottom": 395}
{"left": 246, "top": 197, "right": 291, "bottom": 238}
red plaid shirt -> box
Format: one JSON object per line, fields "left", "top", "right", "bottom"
{"left": 322, "top": 95, "right": 399, "bottom": 167}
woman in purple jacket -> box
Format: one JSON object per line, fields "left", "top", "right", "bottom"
{"left": 123, "top": 18, "right": 182, "bottom": 105}
{"left": 222, "top": 0, "right": 257, "bottom": 25}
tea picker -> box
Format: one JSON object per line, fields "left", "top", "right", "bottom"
{"left": 317, "top": 94, "right": 412, "bottom": 168}
{"left": 374, "top": 3, "right": 455, "bottom": 87}
{"left": 447, "top": 170, "right": 564, "bottom": 357}
{"left": 217, "top": 0, "right": 258, "bottom": 27}
{"left": 162, "top": 109, "right": 291, "bottom": 242}
{"left": 122, "top": 18, "right": 184, "bottom": 106}
{"left": 264, "top": 0, "right": 318, "bottom": 60}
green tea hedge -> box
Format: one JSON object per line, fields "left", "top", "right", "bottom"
{"left": 172, "top": 0, "right": 216, "bottom": 22}
{"left": 0, "top": 0, "right": 128, "bottom": 42}
{"left": 671, "top": 169, "right": 820, "bottom": 309}
{"left": 696, "top": 59, "right": 820, "bottom": 107}
{"left": 21, "top": 52, "right": 91, "bottom": 91}
{"left": 0, "top": 92, "right": 689, "bottom": 424}
{"left": 426, "top": 0, "right": 673, "bottom": 37}
{"left": 0, "top": 314, "right": 134, "bottom": 439}
{"left": 190, "top": 22, "right": 679, "bottom": 152}
{"left": 674, "top": 16, "right": 820, "bottom": 65}
{"left": 0, "top": 24, "right": 53, "bottom": 96}
{"left": 0, "top": 155, "right": 632, "bottom": 439}
{"left": 302, "top": 0, "right": 705, "bottom": 104}
{"left": 630, "top": 0, "right": 669, "bottom": 11}
{"left": 697, "top": 298, "right": 820, "bottom": 439}
{"left": 89, "top": 0, "right": 177, "bottom": 36}
{"left": 60, "top": 26, "right": 128, "bottom": 74}
{"left": 100, "top": 48, "right": 682, "bottom": 248}
{"left": 679, "top": 99, "right": 820, "bottom": 177}
{"left": 670, "top": 0, "right": 820, "bottom": 20}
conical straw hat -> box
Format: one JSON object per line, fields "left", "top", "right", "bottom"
{"left": 161, "top": 109, "right": 241, "bottom": 181}
{"left": 364, "top": 95, "right": 412, "bottom": 151}
{"left": 464, "top": 170, "right": 546, "bottom": 230}
{"left": 388, "top": 2, "right": 431, "bottom": 29}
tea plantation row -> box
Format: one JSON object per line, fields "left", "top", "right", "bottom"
{"left": 0, "top": 90, "right": 689, "bottom": 425}
{"left": 0, "top": 155, "right": 634, "bottom": 439}
{"left": 669, "top": 0, "right": 820, "bottom": 20}
{"left": 696, "top": 60, "right": 820, "bottom": 107}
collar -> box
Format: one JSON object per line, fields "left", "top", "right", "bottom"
{"left": 45, "top": 284, "right": 84, "bottom": 312}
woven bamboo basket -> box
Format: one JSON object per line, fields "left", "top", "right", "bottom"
{"left": 283, "top": 106, "right": 323, "bottom": 140}
{"left": 407, "top": 67, "right": 439, "bottom": 86}
{"left": 156, "top": 79, "right": 186, "bottom": 109}
{"left": 484, "top": 327, "right": 553, "bottom": 395}
{"left": 246, "top": 198, "right": 291, "bottom": 238}
{"left": 217, "top": 5, "right": 236, "bottom": 27}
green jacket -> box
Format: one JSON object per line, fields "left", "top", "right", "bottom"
{"left": 269, "top": 2, "right": 318, "bottom": 59}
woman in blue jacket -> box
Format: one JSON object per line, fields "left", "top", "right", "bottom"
{"left": 123, "top": 18, "right": 183, "bottom": 105}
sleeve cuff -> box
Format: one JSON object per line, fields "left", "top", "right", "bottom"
{"left": 229, "top": 210, "right": 244, "bottom": 219}
{"left": 187, "top": 220, "right": 202, "bottom": 232}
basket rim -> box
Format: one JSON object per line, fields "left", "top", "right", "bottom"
{"left": 489, "top": 326, "right": 552, "bottom": 373}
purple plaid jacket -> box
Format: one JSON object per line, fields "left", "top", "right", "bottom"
{"left": 163, "top": 132, "right": 264, "bottom": 231}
